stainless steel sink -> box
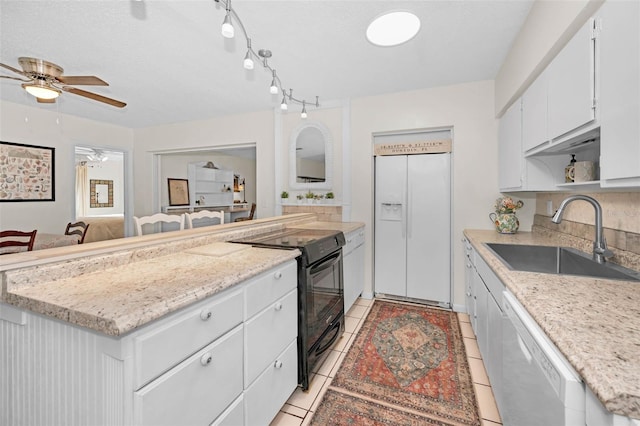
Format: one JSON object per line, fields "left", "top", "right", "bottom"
{"left": 484, "top": 243, "right": 640, "bottom": 282}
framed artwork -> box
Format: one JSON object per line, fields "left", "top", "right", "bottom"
{"left": 90, "top": 179, "right": 114, "bottom": 208}
{"left": 168, "top": 178, "right": 190, "bottom": 206}
{"left": 0, "top": 141, "right": 55, "bottom": 202}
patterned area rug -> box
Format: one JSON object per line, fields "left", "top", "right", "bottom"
{"left": 311, "top": 300, "right": 480, "bottom": 426}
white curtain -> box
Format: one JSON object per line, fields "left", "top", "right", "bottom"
{"left": 75, "top": 163, "right": 89, "bottom": 218}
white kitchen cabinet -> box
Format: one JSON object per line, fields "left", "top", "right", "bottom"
{"left": 598, "top": 0, "right": 640, "bottom": 187}
{"left": 0, "top": 260, "right": 298, "bottom": 426}
{"left": 547, "top": 18, "right": 596, "bottom": 141}
{"left": 463, "top": 238, "right": 477, "bottom": 331}
{"left": 498, "top": 98, "right": 523, "bottom": 190}
{"left": 522, "top": 68, "right": 549, "bottom": 152}
{"left": 133, "top": 326, "right": 244, "bottom": 426}
{"left": 343, "top": 226, "right": 365, "bottom": 313}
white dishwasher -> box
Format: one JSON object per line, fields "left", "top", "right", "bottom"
{"left": 501, "top": 291, "right": 585, "bottom": 426}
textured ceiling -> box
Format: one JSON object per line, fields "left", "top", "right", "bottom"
{"left": 0, "top": 0, "right": 533, "bottom": 129}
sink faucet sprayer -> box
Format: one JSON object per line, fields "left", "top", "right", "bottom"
{"left": 551, "top": 195, "right": 613, "bottom": 264}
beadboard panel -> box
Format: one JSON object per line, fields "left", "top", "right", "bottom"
{"left": 1, "top": 310, "right": 125, "bottom": 426}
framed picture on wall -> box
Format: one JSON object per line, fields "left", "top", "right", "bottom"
{"left": 90, "top": 179, "right": 114, "bottom": 208}
{"left": 0, "top": 141, "right": 55, "bottom": 202}
{"left": 168, "top": 178, "right": 190, "bottom": 206}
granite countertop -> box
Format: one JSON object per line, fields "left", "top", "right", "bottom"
{"left": 464, "top": 230, "right": 640, "bottom": 420}
{"left": 3, "top": 243, "right": 299, "bottom": 337}
{"left": 288, "top": 221, "right": 364, "bottom": 234}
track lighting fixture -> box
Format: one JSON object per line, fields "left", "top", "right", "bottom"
{"left": 221, "top": 1, "right": 234, "bottom": 38}
{"left": 243, "top": 38, "right": 254, "bottom": 70}
{"left": 214, "top": 0, "right": 319, "bottom": 116}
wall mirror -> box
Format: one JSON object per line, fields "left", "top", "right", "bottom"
{"left": 289, "top": 121, "right": 332, "bottom": 190}
{"left": 90, "top": 179, "right": 114, "bottom": 208}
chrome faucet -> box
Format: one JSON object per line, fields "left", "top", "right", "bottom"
{"left": 551, "top": 195, "right": 613, "bottom": 264}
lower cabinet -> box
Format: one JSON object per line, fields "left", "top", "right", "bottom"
{"left": 0, "top": 260, "right": 298, "bottom": 426}
{"left": 133, "top": 326, "right": 244, "bottom": 426}
{"left": 343, "top": 227, "right": 365, "bottom": 313}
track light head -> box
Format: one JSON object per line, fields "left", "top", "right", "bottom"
{"left": 280, "top": 93, "right": 288, "bottom": 110}
{"left": 221, "top": 13, "right": 234, "bottom": 38}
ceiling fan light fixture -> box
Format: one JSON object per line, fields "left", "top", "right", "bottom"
{"left": 22, "top": 81, "right": 60, "bottom": 100}
{"left": 366, "top": 11, "right": 421, "bottom": 47}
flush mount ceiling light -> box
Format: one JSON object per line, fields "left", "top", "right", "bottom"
{"left": 366, "top": 11, "right": 421, "bottom": 47}
{"left": 214, "top": 0, "right": 319, "bottom": 118}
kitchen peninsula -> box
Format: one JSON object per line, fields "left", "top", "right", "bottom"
{"left": 0, "top": 213, "right": 363, "bottom": 426}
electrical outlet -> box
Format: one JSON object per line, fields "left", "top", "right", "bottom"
{"left": 546, "top": 200, "right": 553, "bottom": 215}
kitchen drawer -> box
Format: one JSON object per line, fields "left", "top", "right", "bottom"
{"left": 211, "top": 394, "right": 244, "bottom": 426}
{"left": 245, "top": 260, "right": 296, "bottom": 319}
{"left": 244, "top": 339, "right": 298, "bottom": 426}
{"left": 134, "top": 325, "right": 243, "bottom": 426}
{"left": 134, "top": 289, "right": 243, "bottom": 388}
{"left": 245, "top": 288, "right": 298, "bottom": 386}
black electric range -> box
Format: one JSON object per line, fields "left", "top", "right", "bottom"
{"left": 232, "top": 228, "right": 346, "bottom": 390}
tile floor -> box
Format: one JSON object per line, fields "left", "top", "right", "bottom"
{"left": 270, "top": 298, "right": 503, "bottom": 426}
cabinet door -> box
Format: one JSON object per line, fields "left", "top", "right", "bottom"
{"left": 547, "top": 18, "right": 596, "bottom": 140}
{"left": 474, "top": 272, "right": 488, "bottom": 357}
{"left": 599, "top": 1, "right": 640, "bottom": 184}
{"left": 498, "top": 99, "right": 523, "bottom": 190}
{"left": 244, "top": 339, "right": 298, "bottom": 426}
{"left": 522, "top": 68, "right": 548, "bottom": 152}
{"left": 486, "top": 293, "right": 504, "bottom": 408}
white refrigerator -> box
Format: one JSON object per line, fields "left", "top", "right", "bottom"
{"left": 374, "top": 153, "right": 451, "bottom": 306}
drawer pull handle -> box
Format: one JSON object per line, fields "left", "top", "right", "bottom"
{"left": 274, "top": 271, "right": 282, "bottom": 279}
{"left": 274, "top": 360, "right": 283, "bottom": 369}
{"left": 274, "top": 302, "right": 283, "bottom": 311}
{"left": 200, "top": 310, "right": 212, "bottom": 321}
{"left": 200, "top": 353, "right": 212, "bottom": 366}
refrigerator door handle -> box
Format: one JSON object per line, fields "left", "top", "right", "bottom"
{"left": 407, "top": 175, "right": 412, "bottom": 239}
{"left": 401, "top": 186, "right": 406, "bottom": 239}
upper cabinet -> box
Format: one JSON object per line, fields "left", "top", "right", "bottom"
{"left": 499, "top": 1, "right": 640, "bottom": 191}
{"left": 598, "top": 0, "right": 640, "bottom": 186}
{"left": 498, "top": 99, "right": 523, "bottom": 190}
{"left": 546, "top": 18, "right": 596, "bottom": 141}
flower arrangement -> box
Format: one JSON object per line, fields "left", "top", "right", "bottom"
{"left": 494, "top": 196, "right": 524, "bottom": 214}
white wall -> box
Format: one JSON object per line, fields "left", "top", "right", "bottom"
{"left": 494, "top": 0, "right": 604, "bottom": 116}
{"left": 132, "top": 110, "right": 273, "bottom": 219}
{"left": 350, "top": 80, "right": 498, "bottom": 309}
{"left": 0, "top": 100, "right": 133, "bottom": 233}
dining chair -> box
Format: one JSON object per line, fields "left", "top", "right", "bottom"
{"left": 65, "top": 221, "right": 90, "bottom": 244}
{"left": 133, "top": 213, "right": 185, "bottom": 236}
{"left": 234, "top": 203, "right": 256, "bottom": 222}
{"left": 185, "top": 210, "right": 224, "bottom": 229}
{"left": 0, "top": 230, "right": 38, "bottom": 254}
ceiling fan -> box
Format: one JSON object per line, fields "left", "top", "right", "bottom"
{"left": 0, "top": 57, "right": 126, "bottom": 108}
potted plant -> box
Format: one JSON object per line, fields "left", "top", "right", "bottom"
{"left": 314, "top": 193, "right": 324, "bottom": 204}
{"left": 489, "top": 196, "right": 524, "bottom": 234}
{"left": 325, "top": 192, "right": 334, "bottom": 204}
{"left": 305, "top": 191, "right": 315, "bottom": 204}
{"left": 280, "top": 191, "right": 289, "bottom": 203}
{"left": 296, "top": 194, "right": 304, "bottom": 204}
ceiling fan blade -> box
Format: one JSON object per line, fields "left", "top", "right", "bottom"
{"left": 61, "top": 86, "right": 126, "bottom": 108}
{"left": 57, "top": 75, "right": 108, "bottom": 86}
{"left": 0, "top": 62, "right": 26, "bottom": 76}
{"left": 37, "top": 97, "right": 56, "bottom": 104}
{"left": 0, "top": 75, "right": 30, "bottom": 82}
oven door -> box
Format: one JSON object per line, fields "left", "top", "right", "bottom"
{"left": 305, "top": 249, "right": 344, "bottom": 346}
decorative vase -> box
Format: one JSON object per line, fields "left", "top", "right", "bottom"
{"left": 489, "top": 212, "right": 519, "bottom": 234}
